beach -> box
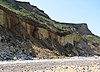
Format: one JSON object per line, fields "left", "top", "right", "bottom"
{"left": 0, "top": 57, "right": 100, "bottom": 72}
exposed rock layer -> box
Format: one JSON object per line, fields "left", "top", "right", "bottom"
{"left": 0, "top": 0, "right": 100, "bottom": 60}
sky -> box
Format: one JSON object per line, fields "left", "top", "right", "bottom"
{"left": 17, "top": 0, "right": 100, "bottom": 36}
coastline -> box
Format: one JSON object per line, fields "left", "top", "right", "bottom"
{"left": 0, "top": 57, "right": 100, "bottom": 72}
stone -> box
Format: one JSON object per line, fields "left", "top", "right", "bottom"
{"left": 0, "top": 0, "right": 99, "bottom": 61}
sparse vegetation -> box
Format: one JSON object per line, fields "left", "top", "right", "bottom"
{"left": 0, "top": 9, "right": 4, "bottom": 25}
{"left": 0, "top": 0, "right": 32, "bottom": 17}
{"left": 83, "top": 35, "right": 100, "bottom": 43}
{"left": 0, "top": 0, "right": 71, "bottom": 33}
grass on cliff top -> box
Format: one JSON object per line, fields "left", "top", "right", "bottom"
{"left": 0, "top": 0, "right": 71, "bottom": 33}
{"left": 84, "top": 35, "right": 100, "bottom": 43}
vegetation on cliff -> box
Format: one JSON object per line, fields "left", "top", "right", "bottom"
{"left": 0, "top": 0, "right": 100, "bottom": 61}
{"left": 0, "top": 0, "right": 71, "bottom": 33}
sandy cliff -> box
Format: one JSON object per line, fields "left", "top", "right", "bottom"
{"left": 0, "top": 0, "right": 100, "bottom": 60}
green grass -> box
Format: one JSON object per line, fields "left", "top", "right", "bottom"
{"left": 0, "top": 0, "right": 33, "bottom": 17}
{"left": 0, "top": 0, "right": 71, "bottom": 33}
{"left": 83, "top": 35, "right": 100, "bottom": 43}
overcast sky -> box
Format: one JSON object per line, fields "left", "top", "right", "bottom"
{"left": 17, "top": 0, "right": 100, "bottom": 36}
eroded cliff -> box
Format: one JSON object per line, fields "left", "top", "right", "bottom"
{"left": 0, "top": 0, "right": 100, "bottom": 60}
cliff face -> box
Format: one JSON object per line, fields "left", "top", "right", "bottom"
{"left": 0, "top": 0, "right": 100, "bottom": 60}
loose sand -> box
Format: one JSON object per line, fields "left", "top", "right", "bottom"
{"left": 0, "top": 57, "right": 100, "bottom": 72}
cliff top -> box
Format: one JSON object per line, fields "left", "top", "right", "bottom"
{"left": 0, "top": 0, "right": 100, "bottom": 60}
{"left": 0, "top": 0, "right": 91, "bottom": 36}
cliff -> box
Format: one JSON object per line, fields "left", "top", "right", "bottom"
{"left": 0, "top": 0, "right": 100, "bottom": 60}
